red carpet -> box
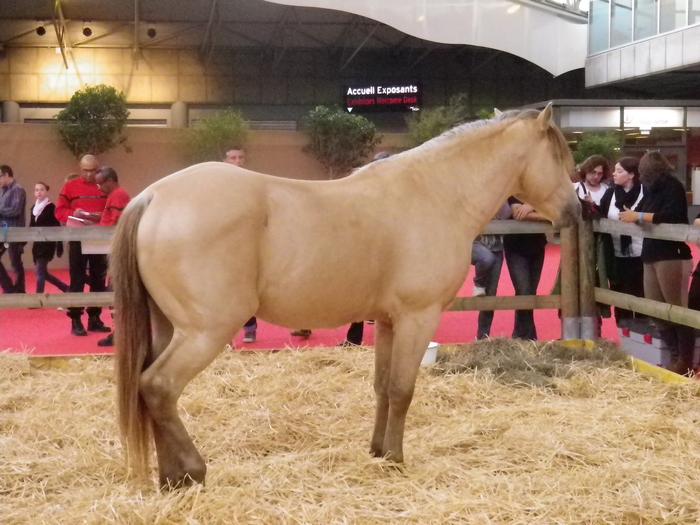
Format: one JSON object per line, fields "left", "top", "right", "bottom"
{"left": 1, "top": 245, "right": 626, "bottom": 357}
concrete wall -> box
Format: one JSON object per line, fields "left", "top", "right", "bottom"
{"left": 0, "top": 122, "right": 409, "bottom": 269}
{"left": 0, "top": 47, "right": 238, "bottom": 104}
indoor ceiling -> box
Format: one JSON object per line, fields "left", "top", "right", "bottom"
{"left": 0, "top": 0, "right": 454, "bottom": 58}
{"left": 0, "top": 0, "right": 697, "bottom": 98}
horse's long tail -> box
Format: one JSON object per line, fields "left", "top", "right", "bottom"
{"left": 111, "top": 193, "right": 153, "bottom": 478}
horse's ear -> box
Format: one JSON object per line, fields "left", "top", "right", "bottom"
{"left": 537, "top": 103, "right": 553, "bottom": 131}
{"left": 493, "top": 108, "right": 503, "bottom": 118}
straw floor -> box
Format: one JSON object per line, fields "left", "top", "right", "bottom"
{"left": 2, "top": 341, "right": 700, "bottom": 524}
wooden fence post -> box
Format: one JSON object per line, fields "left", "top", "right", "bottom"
{"left": 559, "top": 223, "right": 580, "bottom": 339}
{"left": 578, "top": 217, "right": 599, "bottom": 339}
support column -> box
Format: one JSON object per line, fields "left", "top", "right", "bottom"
{"left": 559, "top": 223, "right": 580, "bottom": 339}
{"left": 2, "top": 101, "right": 20, "bottom": 123}
{"left": 170, "top": 101, "right": 188, "bottom": 128}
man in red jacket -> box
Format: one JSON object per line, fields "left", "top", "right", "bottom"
{"left": 55, "top": 154, "right": 110, "bottom": 336}
{"left": 94, "top": 166, "right": 130, "bottom": 347}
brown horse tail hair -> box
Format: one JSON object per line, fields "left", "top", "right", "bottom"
{"left": 111, "top": 193, "right": 153, "bottom": 479}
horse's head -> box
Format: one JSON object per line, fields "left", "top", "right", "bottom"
{"left": 508, "top": 104, "right": 580, "bottom": 228}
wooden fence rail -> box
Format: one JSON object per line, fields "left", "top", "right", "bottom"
{"left": 592, "top": 218, "right": 700, "bottom": 331}
{"left": 3, "top": 226, "right": 114, "bottom": 242}
{"left": 7, "top": 218, "right": 698, "bottom": 339}
{"left": 0, "top": 222, "right": 565, "bottom": 320}
{"left": 3, "top": 221, "right": 553, "bottom": 243}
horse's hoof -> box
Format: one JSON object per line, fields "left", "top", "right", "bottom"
{"left": 159, "top": 470, "right": 206, "bottom": 491}
{"left": 369, "top": 446, "right": 384, "bottom": 458}
{"left": 383, "top": 451, "right": 404, "bottom": 464}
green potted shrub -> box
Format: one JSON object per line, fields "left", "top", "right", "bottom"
{"left": 56, "top": 84, "right": 130, "bottom": 157}
{"left": 302, "top": 106, "right": 381, "bottom": 178}
{"left": 406, "top": 93, "right": 475, "bottom": 147}
{"left": 572, "top": 132, "right": 621, "bottom": 165}
{"left": 186, "top": 108, "right": 249, "bottom": 163}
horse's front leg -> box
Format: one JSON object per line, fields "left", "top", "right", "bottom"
{"left": 140, "top": 326, "right": 232, "bottom": 489}
{"left": 370, "top": 319, "right": 394, "bottom": 457}
{"left": 381, "top": 306, "right": 442, "bottom": 462}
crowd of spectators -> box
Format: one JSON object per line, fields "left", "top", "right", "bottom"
{"left": 0, "top": 154, "right": 130, "bottom": 347}
{"left": 1, "top": 149, "right": 699, "bottom": 373}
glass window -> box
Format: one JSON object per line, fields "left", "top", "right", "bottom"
{"left": 634, "top": 0, "right": 658, "bottom": 39}
{"left": 691, "top": 0, "right": 700, "bottom": 24}
{"left": 611, "top": 0, "right": 633, "bottom": 46}
{"left": 589, "top": 0, "right": 611, "bottom": 53}
{"left": 659, "top": 0, "right": 687, "bottom": 32}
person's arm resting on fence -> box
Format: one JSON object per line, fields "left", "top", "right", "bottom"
{"left": 619, "top": 207, "right": 653, "bottom": 224}
{"left": 512, "top": 202, "right": 548, "bottom": 222}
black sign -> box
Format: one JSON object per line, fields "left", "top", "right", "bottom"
{"left": 344, "top": 82, "right": 422, "bottom": 113}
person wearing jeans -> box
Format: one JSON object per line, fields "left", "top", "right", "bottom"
{"left": 503, "top": 197, "right": 547, "bottom": 340}
{"left": 0, "top": 164, "right": 27, "bottom": 294}
{"left": 471, "top": 202, "right": 511, "bottom": 339}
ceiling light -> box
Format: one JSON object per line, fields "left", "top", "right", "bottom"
{"left": 36, "top": 26, "right": 46, "bottom": 36}
{"left": 82, "top": 26, "right": 92, "bottom": 37}
{"left": 507, "top": 4, "right": 521, "bottom": 14}
{"left": 147, "top": 27, "right": 157, "bottom": 38}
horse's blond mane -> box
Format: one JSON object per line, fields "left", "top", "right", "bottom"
{"left": 417, "top": 109, "right": 540, "bottom": 151}
{"left": 414, "top": 108, "right": 570, "bottom": 167}
{"left": 355, "top": 108, "right": 569, "bottom": 176}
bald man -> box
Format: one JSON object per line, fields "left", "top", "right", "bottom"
{"left": 55, "top": 154, "right": 110, "bottom": 337}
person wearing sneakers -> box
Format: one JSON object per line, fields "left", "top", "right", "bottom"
{"left": 94, "top": 166, "right": 131, "bottom": 347}
{"left": 471, "top": 202, "right": 511, "bottom": 339}
{"left": 223, "top": 147, "right": 257, "bottom": 343}
{"left": 55, "top": 154, "right": 110, "bottom": 337}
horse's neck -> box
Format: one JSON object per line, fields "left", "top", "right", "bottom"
{"left": 407, "top": 129, "right": 525, "bottom": 233}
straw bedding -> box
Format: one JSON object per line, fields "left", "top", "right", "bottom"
{"left": 2, "top": 340, "right": 700, "bottom": 524}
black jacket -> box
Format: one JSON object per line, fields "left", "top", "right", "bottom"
{"left": 30, "top": 203, "right": 63, "bottom": 262}
{"left": 636, "top": 174, "right": 691, "bottom": 263}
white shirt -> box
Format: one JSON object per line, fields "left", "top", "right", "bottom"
{"left": 573, "top": 181, "right": 609, "bottom": 206}
{"left": 606, "top": 187, "right": 644, "bottom": 258}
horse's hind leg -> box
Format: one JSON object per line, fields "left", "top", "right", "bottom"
{"left": 381, "top": 306, "right": 441, "bottom": 462}
{"left": 370, "top": 319, "right": 394, "bottom": 457}
{"left": 140, "top": 322, "right": 233, "bottom": 489}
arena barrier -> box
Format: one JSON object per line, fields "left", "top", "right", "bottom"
{"left": 3, "top": 218, "right": 700, "bottom": 345}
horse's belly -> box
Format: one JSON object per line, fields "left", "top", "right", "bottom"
{"left": 255, "top": 287, "right": 373, "bottom": 329}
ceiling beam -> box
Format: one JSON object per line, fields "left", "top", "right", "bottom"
{"left": 140, "top": 22, "right": 205, "bottom": 48}
{"left": 199, "top": 0, "right": 219, "bottom": 64}
{"left": 1, "top": 25, "right": 43, "bottom": 45}
{"left": 133, "top": 0, "right": 140, "bottom": 60}
{"left": 340, "top": 23, "right": 379, "bottom": 71}
{"left": 72, "top": 21, "right": 130, "bottom": 47}
{"left": 52, "top": 0, "right": 71, "bottom": 69}
{"left": 220, "top": 24, "right": 268, "bottom": 47}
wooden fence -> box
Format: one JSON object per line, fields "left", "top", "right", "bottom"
{"left": 2, "top": 219, "right": 700, "bottom": 339}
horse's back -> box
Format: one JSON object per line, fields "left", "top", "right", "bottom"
{"left": 133, "top": 161, "right": 471, "bottom": 328}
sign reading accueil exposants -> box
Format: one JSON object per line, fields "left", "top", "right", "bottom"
{"left": 344, "top": 82, "right": 421, "bottom": 113}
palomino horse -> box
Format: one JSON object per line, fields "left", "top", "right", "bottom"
{"left": 112, "top": 104, "right": 579, "bottom": 488}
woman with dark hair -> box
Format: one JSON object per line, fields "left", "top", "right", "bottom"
{"left": 599, "top": 157, "right": 645, "bottom": 325}
{"left": 574, "top": 154, "right": 610, "bottom": 209}
{"left": 619, "top": 151, "right": 693, "bottom": 375}
{"left": 30, "top": 181, "right": 68, "bottom": 294}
